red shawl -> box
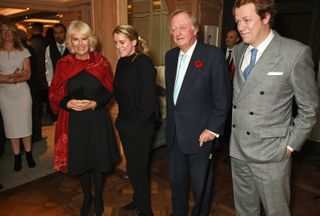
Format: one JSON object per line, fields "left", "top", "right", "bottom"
{"left": 49, "top": 51, "right": 113, "bottom": 173}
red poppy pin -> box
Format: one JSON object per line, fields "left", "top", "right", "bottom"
{"left": 194, "top": 59, "right": 203, "bottom": 69}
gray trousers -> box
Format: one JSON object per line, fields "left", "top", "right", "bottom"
{"left": 231, "top": 157, "right": 291, "bottom": 216}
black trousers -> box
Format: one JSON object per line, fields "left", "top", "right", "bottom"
{"left": 169, "top": 139, "right": 214, "bottom": 216}
{"left": 116, "top": 119, "right": 155, "bottom": 215}
{"left": 31, "top": 93, "right": 42, "bottom": 143}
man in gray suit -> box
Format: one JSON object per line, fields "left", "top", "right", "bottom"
{"left": 230, "top": 0, "right": 319, "bottom": 215}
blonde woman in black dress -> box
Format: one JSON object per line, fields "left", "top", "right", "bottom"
{"left": 49, "top": 20, "right": 119, "bottom": 216}
{"left": 113, "top": 25, "right": 158, "bottom": 216}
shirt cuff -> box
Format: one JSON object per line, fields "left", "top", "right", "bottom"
{"left": 207, "top": 129, "right": 219, "bottom": 138}
{"left": 287, "top": 146, "right": 294, "bottom": 152}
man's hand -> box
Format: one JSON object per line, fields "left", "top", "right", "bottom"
{"left": 199, "top": 129, "right": 216, "bottom": 147}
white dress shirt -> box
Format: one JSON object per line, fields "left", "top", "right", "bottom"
{"left": 45, "top": 42, "right": 66, "bottom": 86}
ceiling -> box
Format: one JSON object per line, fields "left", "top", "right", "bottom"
{"left": 0, "top": 0, "right": 90, "bottom": 27}
{"left": 0, "top": 0, "right": 90, "bottom": 12}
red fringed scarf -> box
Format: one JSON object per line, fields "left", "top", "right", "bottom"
{"left": 49, "top": 51, "right": 113, "bottom": 173}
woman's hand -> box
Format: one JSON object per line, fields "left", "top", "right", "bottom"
{"left": 0, "top": 73, "right": 15, "bottom": 84}
{"left": 67, "top": 99, "right": 97, "bottom": 111}
{"left": 12, "top": 68, "right": 21, "bottom": 76}
{"left": 81, "top": 100, "right": 97, "bottom": 110}
{"left": 12, "top": 67, "right": 31, "bottom": 82}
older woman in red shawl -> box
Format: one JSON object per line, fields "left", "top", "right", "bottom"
{"left": 49, "top": 20, "right": 119, "bottom": 216}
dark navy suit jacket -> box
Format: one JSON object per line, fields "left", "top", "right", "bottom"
{"left": 165, "top": 42, "right": 232, "bottom": 154}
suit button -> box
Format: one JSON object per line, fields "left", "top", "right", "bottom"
{"left": 249, "top": 112, "right": 254, "bottom": 115}
{"left": 232, "top": 124, "right": 235, "bottom": 128}
{"left": 246, "top": 131, "right": 250, "bottom": 135}
{"left": 260, "top": 91, "right": 265, "bottom": 95}
{"left": 233, "top": 105, "right": 237, "bottom": 109}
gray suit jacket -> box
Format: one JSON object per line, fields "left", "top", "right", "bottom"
{"left": 230, "top": 31, "right": 319, "bottom": 163}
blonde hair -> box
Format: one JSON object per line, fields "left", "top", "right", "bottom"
{"left": 112, "top": 24, "right": 149, "bottom": 54}
{"left": 0, "top": 19, "right": 24, "bottom": 50}
{"left": 65, "top": 20, "right": 97, "bottom": 53}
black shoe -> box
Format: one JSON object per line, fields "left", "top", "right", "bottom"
{"left": 315, "top": 196, "right": 320, "bottom": 203}
{"left": 137, "top": 211, "right": 154, "bottom": 216}
{"left": 0, "top": 184, "right": 3, "bottom": 190}
{"left": 80, "top": 195, "right": 92, "bottom": 216}
{"left": 26, "top": 151, "right": 36, "bottom": 168}
{"left": 121, "top": 201, "right": 137, "bottom": 211}
{"left": 14, "top": 153, "right": 22, "bottom": 172}
{"left": 94, "top": 196, "right": 104, "bottom": 216}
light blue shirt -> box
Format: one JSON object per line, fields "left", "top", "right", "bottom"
{"left": 173, "top": 40, "right": 198, "bottom": 104}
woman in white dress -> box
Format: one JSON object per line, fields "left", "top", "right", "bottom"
{"left": 0, "top": 19, "right": 35, "bottom": 171}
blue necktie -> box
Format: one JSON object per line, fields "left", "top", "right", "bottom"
{"left": 173, "top": 54, "right": 186, "bottom": 104}
{"left": 243, "top": 48, "right": 258, "bottom": 80}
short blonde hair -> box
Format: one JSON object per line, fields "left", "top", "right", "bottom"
{"left": 65, "top": 20, "right": 97, "bottom": 53}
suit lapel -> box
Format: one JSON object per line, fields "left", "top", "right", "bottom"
{"left": 233, "top": 43, "right": 247, "bottom": 95}
{"left": 234, "top": 33, "right": 283, "bottom": 103}
{"left": 176, "top": 43, "right": 202, "bottom": 104}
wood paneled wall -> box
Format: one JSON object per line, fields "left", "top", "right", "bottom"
{"left": 61, "top": 4, "right": 91, "bottom": 27}
{"left": 129, "top": 0, "right": 170, "bottom": 65}
{"left": 198, "top": 0, "right": 223, "bottom": 46}
{"left": 164, "top": 0, "right": 223, "bottom": 47}
{"left": 91, "top": 0, "right": 128, "bottom": 71}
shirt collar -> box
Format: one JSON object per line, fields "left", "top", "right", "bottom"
{"left": 245, "top": 30, "right": 274, "bottom": 64}
{"left": 56, "top": 42, "right": 65, "bottom": 47}
{"left": 227, "top": 47, "right": 234, "bottom": 52}
{"left": 248, "top": 30, "right": 274, "bottom": 53}
{"left": 180, "top": 40, "right": 197, "bottom": 57}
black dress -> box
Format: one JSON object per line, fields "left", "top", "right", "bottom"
{"left": 61, "top": 71, "right": 119, "bottom": 176}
